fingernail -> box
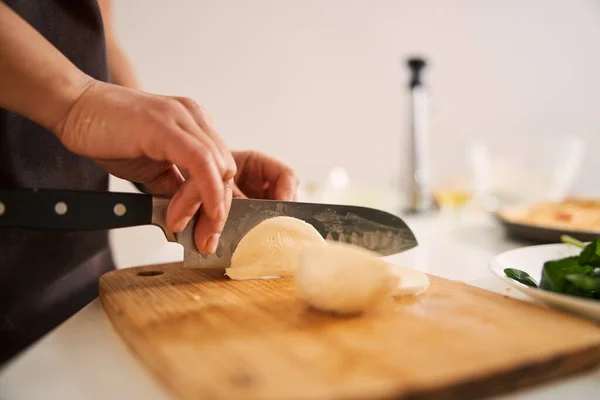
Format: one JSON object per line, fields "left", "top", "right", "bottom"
{"left": 206, "top": 233, "right": 220, "bottom": 254}
{"left": 173, "top": 216, "right": 192, "bottom": 232}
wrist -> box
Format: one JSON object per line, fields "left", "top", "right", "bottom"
{"left": 51, "top": 73, "right": 97, "bottom": 141}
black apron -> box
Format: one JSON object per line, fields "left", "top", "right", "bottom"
{"left": 0, "top": 0, "right": 115, "bottom": 364}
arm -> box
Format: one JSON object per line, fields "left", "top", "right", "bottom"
{"left": 0, "top": 2, "right": 235, "bottom": 254}
{"left": 99, "top": 0, "right": 145, "bottom": 195}
{"left": 97, "top": 0, "right": 159, "bottom": 195}
{"left": 97, "top": 0, "right": 142, "bottom": 89}
{"left": 0, "top": 2, "right": 92, "bottom": 131}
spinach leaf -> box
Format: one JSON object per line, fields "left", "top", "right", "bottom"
{"left": 539, "top": 256, "right": 585, "bottom": 292}
{"left": 579, "top": 239, "right": 600, "bottom": 267}
{"left": 565, "top": 273, "right": 600, "bottom": 292}
{"left": 504, "top": 268, "right": 538, "bottom": 287}
{"left": 562, "top": 271, "right": 597, "bottom": 299}
{"left": 536, "top": 238, "right": 600, "bottom": 301}
{"left": 565, "top": 269, "right": 600, "bottom": 299}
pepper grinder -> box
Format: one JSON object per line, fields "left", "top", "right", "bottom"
{"left": 405, "top": 57, "right": 433, "bottom": 213}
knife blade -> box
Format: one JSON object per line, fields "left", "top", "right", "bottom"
{"left": 175, "top": 197, "right": 418, "bottom": 268}
{"left": 0, "top": 189, "right": 417, "bottom": 268}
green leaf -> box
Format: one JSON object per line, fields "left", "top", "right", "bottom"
{"left": 538, "top": 239, "right": 600, "bottom": 300}
{"left": 565, "top": 273, "right": 600, "bottom": 292}
{"left": 539, "top": 256, "right": 587, "bottom": 292}
{"left": 579, "top": 239, "right": 600, "bottom": 267}
{"left": 564, "top": 271, "right": 600, "bottom": 299}
{"left": 504, "top": 268, "right": 538, "bottom": 287}
{"left": 563, "top": 279, "right": 597, "bottom": 299}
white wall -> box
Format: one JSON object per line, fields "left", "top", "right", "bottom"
{"left": 109, "top": 0, "right": 600, "bottom": 267}
{"left": 112, "top": 0, "right": 600, "bottom": 190}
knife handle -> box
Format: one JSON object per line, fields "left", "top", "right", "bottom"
{"left": 0, "top": 189, "right": 153, "bottom": 230}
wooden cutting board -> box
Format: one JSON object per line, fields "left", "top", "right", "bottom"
{"left": 100, "top": 263, "right": 600, "bottom": 400}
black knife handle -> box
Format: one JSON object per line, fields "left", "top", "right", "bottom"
{"left": 0, "top": 189, "right": 153, "bottom": 231}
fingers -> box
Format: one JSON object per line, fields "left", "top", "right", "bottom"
{"left": 94, "top": 158, "right": 185, "bottom": 196}
{"left": 145, "top": 125, "right": 225, "bottom": 229}
{"left": 236, "top": 151, "right": 299, "bottom": 201}
{"left": 166, "top": 178, "right": 205, "bottom": 233}
{"left": 194, "top": 179, "right": 234, "bottom": 254}
{"left": 141, "top": 99, "right": 237, "bottom": 249}
{"left": 271, "top": 172, "right": 299, "bottom": 201}
{"left": 232, "top": 182, "right": 248, "bottom": 198}
{"left": 170, "top": 100, "right": 228, "bottom": 175}
{"left": 172, "top": 97, "right": 236, "bottom": 181}
{"left": 265, "top": 161, "right": 299, "bottom": 201}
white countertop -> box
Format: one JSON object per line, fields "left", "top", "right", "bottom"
{"left": 1, "top": 211, "right": 599, "bottom": 400}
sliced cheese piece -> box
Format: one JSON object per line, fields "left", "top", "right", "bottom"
{"left": 225, "top": 216, "right": 325, "bottom": 280}
{"left": 390, "top": 264, "right": 430, "bottom": 296}
{"left": 295, "top": 242, "right": 399, "bottom": 315}
{"left": 224, "top": 266, "right": 283, "bottom": 281}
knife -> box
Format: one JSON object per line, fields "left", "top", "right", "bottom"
{"left": 0, "top": 189, "right": 417, "bottom": 268}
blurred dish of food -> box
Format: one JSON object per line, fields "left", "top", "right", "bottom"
{"left": 496, "top": 198, "right": 600, "bottom": 243}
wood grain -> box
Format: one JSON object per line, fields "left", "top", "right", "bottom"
{"left": 100, "top": 263, "right": 600, "bottom": 400}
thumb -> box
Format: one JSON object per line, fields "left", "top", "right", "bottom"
{"left": 139, "top": 164, "right": 185, "bottom": 195}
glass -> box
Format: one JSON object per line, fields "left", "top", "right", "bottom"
{"left": 467, "top": 135, "right": 585, "bottom": 212}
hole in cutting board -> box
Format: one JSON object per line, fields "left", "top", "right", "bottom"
{"left": 137, "top": 270, "right": 164, "bottom": 277}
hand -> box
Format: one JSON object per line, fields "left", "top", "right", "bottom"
{"left": 55, "top": 79, "right": 236, "bottom": 254}
{"left": 231, "top": 151, "right": 299, "bottom": 201}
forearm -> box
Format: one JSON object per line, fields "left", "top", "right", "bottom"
{"left": 97, "top": 0, "right": 141, "bottom": 90}
{"left": 105, "top": 39, "right": 142, "bottom": 89}
{"left": 0, "top": 3, "right": 92, "bottom": 132}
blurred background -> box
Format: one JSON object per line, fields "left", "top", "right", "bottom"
{"left": 108, "top": 0, "right": 600, "bottom": 267}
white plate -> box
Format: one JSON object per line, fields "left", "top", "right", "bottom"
{"left": 489, "top": 243, "right": 600, "bottom": 321}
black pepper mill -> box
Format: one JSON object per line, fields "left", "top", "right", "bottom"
{"left": 405, "top": 57, "right": 433, "bottom": 213}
